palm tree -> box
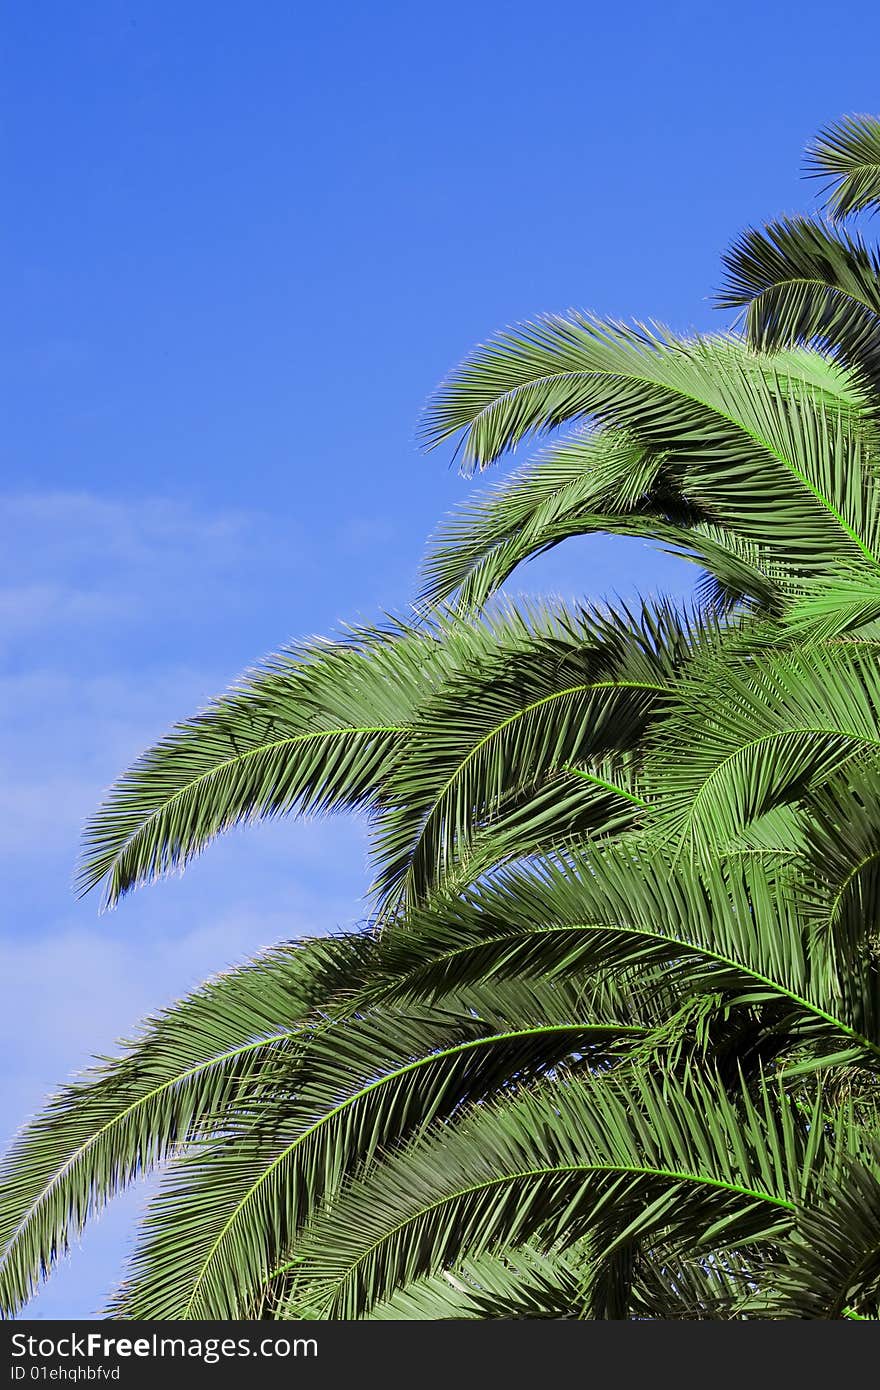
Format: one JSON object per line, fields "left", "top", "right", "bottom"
{"left": 5, "top": 116, "right": 880, "bottom": 1320}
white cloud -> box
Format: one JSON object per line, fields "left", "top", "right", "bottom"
{"left": 0, "top": 493, "right": 252, "bottom": 638}
{"left": 335, "top": 515, "right": 397, "bottom": 553}
{"left": 0, "top": 584, "right": 127, "bottom": 632}
{"left": 0, "top": 492, "right": 248, "bottom": 556}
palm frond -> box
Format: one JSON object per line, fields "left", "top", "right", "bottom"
{"left": 423, "top": 320, "right": 880, "bottom": 583}
{"left": 367, "top": 844, "right": 880, "bottom": 1067}
{"left": 719, "top": 216, "right": 880, "bottom": 384}
{"left": 287, "top": 1068, "right": 846, "bottom": 1317}
{"left": 420, "top": 426, "right": 784, "bottom": 612}
{"left": 107, "top": 980, "right": 636, "bottom": 1319}
{"left": 778, "top": 573, "right": 880, "bottom": 642}
{"left": 77, "top": 622, "right": 433, "bottom": 906}
{"left": 370, "top": 599, "right": 705, "bottom": 912}
{"left": 354, "top": 1242, "right": 592, "bottom": 1320}
{"left": 646, "top": 642, "right": 880, "bottom": 857}
{"left": 807, "top": 115, "right": 880, "bottom": 221}
{"left": 741, "top": 1147, "right": 880, "bottom": 1318}
{"left": 0, "top": 936, "right": 366, "bottom": 1317}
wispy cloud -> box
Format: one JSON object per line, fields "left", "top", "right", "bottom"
{"left": 0, "top": 584, "right": 127, "bottom": 632}
{"left": 334, "top": 515, "right": 397, "bottom": 554}
{"left": 0, "top": 492, "right": 297, "bottom": 646}
{"left": 1, "top": 491, "right": 249, "bottom": 552}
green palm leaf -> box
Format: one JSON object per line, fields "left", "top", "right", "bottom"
{"left": 288, "top": 1068, "right": 847, "bottom": 1317}
{"left": 368, "top": 846, "right": 880, "bottom": 1066}
{"left": 77, "top": 623, "right": 430, "bottom": 906}
{"left": 423, "top": 319, "right": 880, "bottom": 580}
{"left": 719, "top": 216, "right": 880, "bottom": 385}
{"left": 348, "top": 1242, "right": 592, "bottom": 1320}
{"left": 370, "top": 599, "right": 696, "bottom": 911}
{"left": 107, "top": 981, "right": 637, "bottom": 1319}
{"left": 420, "top": 426, "right": 784, "bottom": 612}
{"left": 0, "top": 936, "right": 365, "bottom": 1317}
{"left": 647, "top": 642, "right": 880, "bottom": 855}
{"left": 742, "top": 1148, "right": 880, "bottom": 1318}
{"left": 807, "top": 115, "right": 880, "bottom": 221}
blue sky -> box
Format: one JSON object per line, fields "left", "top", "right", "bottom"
{"left": 4, "top": 0, "right": 880, "bottom": 1319}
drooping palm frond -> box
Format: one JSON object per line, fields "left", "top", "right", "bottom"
{"left": 807, "top": 114, "right": 880, "bottom": 221}
{"left": 106, "top": 979, "right": 639, "bottom": 1319}
{"left": 422, "top": 320, "right": 880, "bottom": 589}
{"left": 77, "top": 621, "right": 435, "bottom": 907}
{"left": 284, "top": 1067, "right": 855, "bottom": 1318}
{"left": 644, "top": 640, "right": 880, "bottom": 857}
{"left": 419, "top": 426, "right": 785, "bottom": 613}
{"left": 719, "top": 216, "right": 880, "bottom": 386}
{"left": 419, "top": 426, "right": 659, "bottom": 605}
{"left": 370, "top": 599, "right": 709, "bottom": 913}
{"left": 0, "top": 936, "right": 368, "bottom": 1316}
{"left": 364, "top": 842, "right": 880, "bottom": 1076}
{"left": 421, "top": 316, "right": 863, "bottom": 465}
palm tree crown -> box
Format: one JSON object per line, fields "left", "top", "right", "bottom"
{"left": 5, "top": 115, "right": 880, "bottom": 1320}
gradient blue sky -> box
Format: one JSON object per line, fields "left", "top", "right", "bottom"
{"left": 4, "top": 0, "right": 880, "bottom": 1319}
